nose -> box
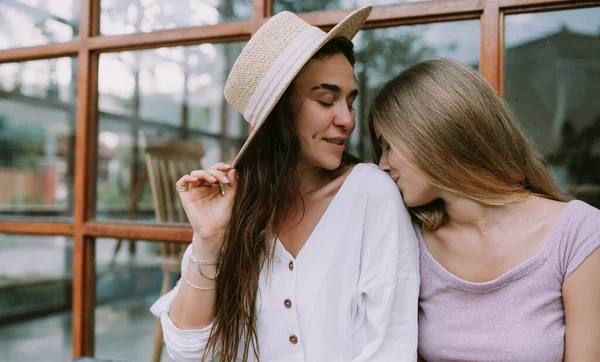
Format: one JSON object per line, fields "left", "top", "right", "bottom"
{"left": 379, "top": 150, "right": 390, "bottom": 172}
{"left": 333, "top": 103, "right": 354, "bottom": 132}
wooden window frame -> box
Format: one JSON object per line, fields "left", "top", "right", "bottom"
{"left": 0, "top": 0, "right": 598, "bottom": 358}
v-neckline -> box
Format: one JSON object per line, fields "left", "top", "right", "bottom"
{"left": 276, "top": 164, "right": 362, "bottom": 262}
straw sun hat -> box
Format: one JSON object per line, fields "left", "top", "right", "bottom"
{"left": 224, "top": 5, "right": 372, "bottom": 167}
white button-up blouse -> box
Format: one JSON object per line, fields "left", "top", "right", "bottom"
{"left": 150, "top": 163, "right": 420, "bottom": 361}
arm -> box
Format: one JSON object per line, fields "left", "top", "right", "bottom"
{"left": 170, "top": 235, "right": 220, "bottom": 329}
{"left": 150, "top": 163, "right": 237, "bottom": 361}
{"left": 563, "top": 247, "right": 600, "bottom": 362}
{"left": 150, "top": 243, "right": 218, "bottom": 361}
{"left": 353, "top": 175, "right": 420, "bottom": 362}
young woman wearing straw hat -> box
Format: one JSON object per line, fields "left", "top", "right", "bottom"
{"left": 150, "top": 6, "right": 419, "bottom": 362}
{"left": 369, "top": 58, "right": 600, "bottom": 362}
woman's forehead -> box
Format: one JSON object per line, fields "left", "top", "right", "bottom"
{"left": 295, "top": 54, "right": 355, "bottom": 91}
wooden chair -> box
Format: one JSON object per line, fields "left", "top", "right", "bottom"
{"left": 139, "top": 131, "right": 205, "bottom": 362}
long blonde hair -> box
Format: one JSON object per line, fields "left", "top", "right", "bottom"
{"left": 369, "top": 58, "right": 567, "bottom": 231}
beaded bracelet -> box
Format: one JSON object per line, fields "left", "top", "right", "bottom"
{"left": 181, "top": 274, "right": 217, "bottom": 291}
{"left": 189, "top": 254, "right": 220, "bottom": 280}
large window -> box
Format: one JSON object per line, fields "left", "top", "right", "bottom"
{"left": 1, "top": 0, "right": 598, "bottom": 359}
{"left": 0, "top": 0, "right": 80, "bottom": 50}
{"left": 505, "top": 7, "right": 600, "bottom": 208}
{"left": 0, "top": 234, "right": 73, "bottom": 361}
{"left": 96, "top": 42, "right": 247, "bottom": 222}
{"left": 100, "top": 0, "right": 253, "bottom": 35}
{"left": 0, "top": 58, "right": 77, "bottom": 220}
{"left": 350, "top": 20, "right": 480, "bottom": 158}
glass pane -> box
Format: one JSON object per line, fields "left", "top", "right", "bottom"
{"left": 274, "top": 0, "right": 428, "bottom": 13}
{"left": 0, "top": 58, "right": 77, "bottom": 220}
{"left": 100, "top": 0, "right": 252, "bottom": 36}
{"left": 0, "top": 0, "right": 80, "bottom": 50}
{"left": 0, "top": 234, "right": 73, "bottom": 361}
{"left": 350, "top": 20, "right": 480, "bottom": 159}
{"left": 505, "top": 7, "right": 600, "bottom": 208}
{"left": 94, "top": 238, "right": 182, "bottom": 361}
{"left": 96, "top": 43, "right": 247, "bottom": 222}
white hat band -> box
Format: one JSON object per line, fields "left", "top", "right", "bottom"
{"left": 243, "top": 26, "right": 327, "bottom": 126}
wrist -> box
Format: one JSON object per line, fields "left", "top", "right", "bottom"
{"left": 191, "top": 234, "right": 222, "bottom": 259}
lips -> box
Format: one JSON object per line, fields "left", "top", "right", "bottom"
{"left": 324, "top": 139, "right": 344, "bottom": 145}
{"left": 323, "top": 137, "right": 346, "bottom": 146}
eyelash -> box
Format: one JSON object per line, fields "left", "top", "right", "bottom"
{"left": 318, "top": 101, "right": 355, "bottom": 111}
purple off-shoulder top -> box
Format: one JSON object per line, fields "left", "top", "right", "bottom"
{"left": 417, "top": 200, "right": 600, "bottom": 362}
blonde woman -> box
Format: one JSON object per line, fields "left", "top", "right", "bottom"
{"left": 150, "top": 6, "right": 420, "bottom": 362}
{"left": 369, "top": 58, "right": 600, "bottom": 362}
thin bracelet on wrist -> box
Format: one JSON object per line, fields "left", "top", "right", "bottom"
{"left": 181, "top": 274, "right": 217, "bottom": 291}
{"left": 190, "top": 254, "right": 219, "bottom": 265}
{"left": 189, "top": 254, "right": 220, "bottom": 280}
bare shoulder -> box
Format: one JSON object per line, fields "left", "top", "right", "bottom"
{"left": 528, "top": 196, "right": 600, "bottom": 229}
{"left": 525, "top": 196, "right": 568, "bottom": 225}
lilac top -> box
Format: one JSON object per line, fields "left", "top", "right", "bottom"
{"left": 417, "top": 200, "right": 600, "bottom": 362}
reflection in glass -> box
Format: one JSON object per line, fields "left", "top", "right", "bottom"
{"left": 0, "top": 58, "right": 77, "bottom": 220}
{"left": 100, "top": 0, "right": 252, "bottom": 35}
{"left": 274, "top": 0, "right": 427, "bottom": 14}
{"left": 97, "top": 43, "right": 247, "bottom": 222}
{"left": 0, "top": 234, "right": 73, "bottom": 361}
{"left": 350, "top": 20, "right": 480, "bottom": 159}
{"left": 0, "top": 0, "right": 79, "bottom": 50}
{"left": 94, "top": 239, "right": 180, "bottom": 362}
{"left": 505, "top": 7, "right": 600, "bottom": 208}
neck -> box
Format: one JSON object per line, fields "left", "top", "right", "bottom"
{"left": 296, "top": 165, "right": 332, "bottom": 195}
{"left": 440, "top": 192, "right": 515, "bottom": 233}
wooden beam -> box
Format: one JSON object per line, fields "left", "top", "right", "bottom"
{"left": 87, "top": 21, "right": 252, "bottom": 53}
{"left": 500, "top": 0, "right": 600, "bottom": 10}
{"left": 71, "top": 236, "right": 96, "bottom": 357}
{"left": 253, "top": 0, "right": 271, "bottom": 20}
{"left": 0, "top": 42, "right": 79, "bottom": 64}
{"left": 296, "top": 0, "right": 483, "bottom": 29}
{"left": 480, "top": 0, "right": 501, "bottom": 92}
{"left": 89, "top": 0, "right": 101, "bottom": 38}
{"left": 84, "top": 222, "right": 193, "bottom": 243}
{"left": 252, "top": 0, "right": 272, "bottom": 33}
{"left": 72, "top": 0, "right": 98, "bottom": 356}
{"left": 0, "top": 221, "right": 73, "bottom": 235}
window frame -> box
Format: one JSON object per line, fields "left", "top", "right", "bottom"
{"left": 0, "top": 0, "right": 598, "bottom": 358}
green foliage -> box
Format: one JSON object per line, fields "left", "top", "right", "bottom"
{"left": 0, "top": 116, "right": 45, "bottom": 169}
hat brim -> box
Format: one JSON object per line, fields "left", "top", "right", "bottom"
{"left": 230, "top": 5, "right": 372, "bottom": 167}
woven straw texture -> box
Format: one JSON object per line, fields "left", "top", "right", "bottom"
{"left": 224, "top": 12, "right": 310, "bottom": 114}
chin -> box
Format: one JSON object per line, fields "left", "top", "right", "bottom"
{"left": 317, "top": 157, "right": 343, "bottom": 171}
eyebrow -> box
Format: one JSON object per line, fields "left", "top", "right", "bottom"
{"left": 311, "top": 83, "right": 359, "bottom": 96}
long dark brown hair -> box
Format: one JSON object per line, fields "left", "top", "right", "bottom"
{"left": 203, "top": 37, "right": 358, "bottom": 361}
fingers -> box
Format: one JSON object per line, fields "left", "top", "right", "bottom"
{"left": 187, "top": 170, "right": 220, "bottom": 185}
{"left": 177, "top": 162, "right": 234, "bottom": 195}
{"left": 176, "top": 174, "right": 197, "bottom": 190}
{"left": 209, "top": 162, "right": 232, "bottom": 172}
{"left": 191, "top": 169, "right": 230, "bottom": 184}
{"left": 222, "top": 168, "right": 238, "bottom": 202}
